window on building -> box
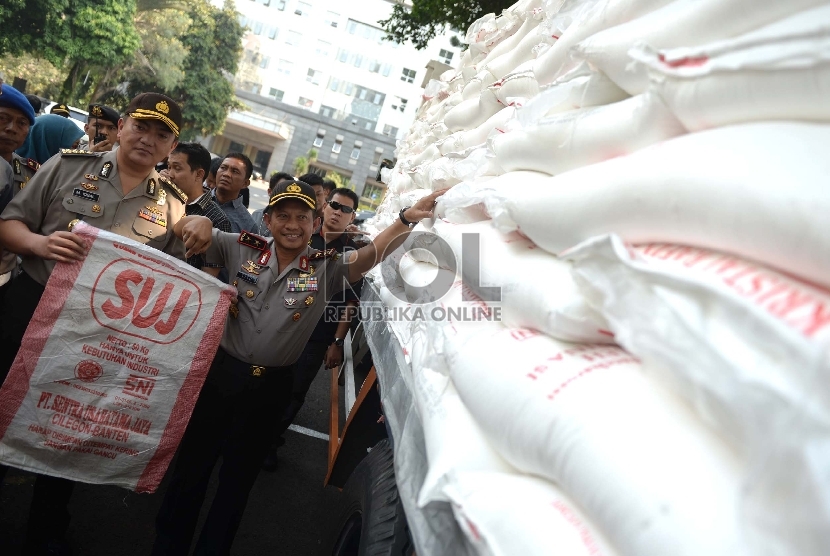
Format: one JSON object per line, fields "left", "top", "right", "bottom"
{"left": 372, "top": 148, "right": 383, "bottom": 165}
{"left": 269, "top": 88, "right": 285, "bottom": 102}
{"left": 381, "top": 63, "right": 392, "bottom": 77}
{"left": 268, "top": 26, "right": 278, "bottom": 40}
{"left": 325, "top": 11, "right": 339, "bottom": 27}
{"left": 439, "top": 49, "right": 454, "bottom": 65}
{"left": 338, "top": 49, "right": 349, "bottom": 63}
{"left": 332, "top": 139, "right": 342, "bottom": 154}
{"left": 258, "top": 0, "right": 271, "bottom": 6}
{"left": 316, "top": 40, "right": 332, "bottom": 58}
{"left": 352, "top": 53, "right": 363, "bottom": 68}
{"left": 320, "top": 105, "right": 335, "bottom": 118}
{"left": 275, "top": 0, "right": 285, "bottom": 9}
{"left": 358, "top": 87, "right": 368, "bottom": 100}
{"left": 401, "top": 68, "right": 416, "bottom": 83}
{"left": 253, "top": 21, "right": 263, "bottom": 35}
{"left": 398, "top": 98, "right": 407, "bottom": 112}
{"left": 313, "top": 131, "right": 325, "bottom": 148}
{"left": 286, "top": 30, "right": 301, "bottom": 46}
{"left": 382, "top": 124, "right": 399, "bottom": 137}
{"left": 306, "top": 68, "right": 322, "bottom": 85}
{"left": 259, "top": 56, "right": 271, "bottom": 69}
{"left": 368, "top": 59, "right": 381, "bottom": 73}
{"left": 350, "top": 147, "right": 361, "bottom": 160}
{"left": 277, "top": 59, "right": 293, "bottom": 75}
{"left": 238, "top": 15, "right": 248, "bottom": 28}
{"left": 364, "top": 121, "right": 373, "bottom": 130}
{"left": 372, "top": 93, "right": 383, "bottom": 105}
{"left": 295, "top": 1, "right": 311, "bottom": 16}
{"left": 346, "top": 19, "right": 388, "bottom": 43}
{"left": 328, "top": 78, "right": 340, "bottom": 92}
{"left": 298, "top": 96, "right": 314, "bottom": 109}
{"left": 250, "top": 83, "right": 262, "bottom": 94}
{"left": 344, "top": 82, "right": 354, "bottom": 95}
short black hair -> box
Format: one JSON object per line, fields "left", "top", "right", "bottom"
{"left": 322, "top": 179, "right": 336, "bottom": 193}
{"left": 209, "top": 157, "right": 222, "bottom": 177}
{"left": 328, "top": 187, "right": 359, "bottom": 209}
{"left": 224, "top": 152, "right": 254, "bottom": 180}
{"left": 298, "top": 172, "right": 325, "bottom": 187}
{"left": 269, "top": 171, "right": 294, "bottom": 191}
{"left": 172, "top": 142, "right": 212, "bottom": 177}
{"left": 25, "top": 94, "right": 42, "bottom": 113}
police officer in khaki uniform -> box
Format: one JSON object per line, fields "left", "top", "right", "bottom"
{"left": 11, "top": 152, "right": 39, "bottom": 192}
{"left": 0, "top": 92, "right": 186, "bottom": 556}
{"left": 152, "top": 180, "right": 447, "bottom": 556}
{"left": 84, "top": 103, "right": 120, "bottom": 153}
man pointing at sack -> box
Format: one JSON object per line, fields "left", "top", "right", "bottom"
{"left": 152, "top": 180, "right": 447, "bottom": 555}
{"left": 0, "top": 92, "right": 187, "bottom": 556}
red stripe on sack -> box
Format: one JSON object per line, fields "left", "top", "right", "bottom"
{"left": 658, "top": 53, "right": 708, "bottom": 68}
{"left": 0, "top": 224, "right": 99, "bottom": 440}
{"left": 135, "top": 285, "right": 235, "bottom": 493}
{"left": 598, "top": 329, "right": 615, "bottom": 337}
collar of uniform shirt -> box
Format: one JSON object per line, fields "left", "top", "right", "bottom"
{"left": 270, "top": 243, "right": 319, "bottom": 282}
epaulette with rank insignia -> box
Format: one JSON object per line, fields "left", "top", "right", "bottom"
{"left": 60, "top": 149, "right": 101, "bottom": 157}
{"left": 26, "top": 159, "right": 40, "bottom": 172}
{"left": 309, "top": 248, "right": 340, "bottom": 261}
{"left": 159, "top": 176, "right": 187, "bottom": 204}
{"left": 238, "top": 231, "right": 268, "bottom": 251}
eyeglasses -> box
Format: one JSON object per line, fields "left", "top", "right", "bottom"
{"left": 327, "top": 200, "right": 355, "bottom": 214}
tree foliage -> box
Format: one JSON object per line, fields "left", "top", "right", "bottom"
{"left": 167, "top": 0, "right": 245, "bottom": 140}
{"left": 378, "top": 0, "right": 515, "bottom": 50}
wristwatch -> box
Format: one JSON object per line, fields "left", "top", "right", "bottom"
{"left": 334, "top": 337, "right": 345, "bottom": 347}
{"left": 399, "top": 207, "right": 415, "bottom": 228}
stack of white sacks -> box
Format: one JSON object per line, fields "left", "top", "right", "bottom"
{"left": 365, "top": 0, "right": 830, "bottom": 554}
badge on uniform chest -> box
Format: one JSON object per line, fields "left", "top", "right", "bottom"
{"left": 287, "top": 276, "right": 318, "bottom": 292}
{"left": 137, "top": 206, "right": 167, "bottom": 228}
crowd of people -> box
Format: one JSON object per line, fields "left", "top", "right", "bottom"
{"left": 0, "top": 82, "right": 445, "bottom": 556}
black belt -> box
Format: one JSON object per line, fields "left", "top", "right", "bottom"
{"left": 217, "top": 347, "right": 292, "bottom": 378}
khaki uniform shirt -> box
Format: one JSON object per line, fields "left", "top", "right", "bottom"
{"left": 1, "top": 149, "right": 187, "bottom": 286}
{"left": 11, "top": 153, "right": 39, "bottom": 194}
{"left": 205, "top": 229, "right": 352, "bottom": 366}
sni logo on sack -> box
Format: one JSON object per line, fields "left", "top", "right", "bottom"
{"left": 91, "top": 259, "right": 202, "bottom": 344}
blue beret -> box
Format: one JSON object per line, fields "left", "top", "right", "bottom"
{"left": 0, "top": 84, "right": 36, "bottom": 125}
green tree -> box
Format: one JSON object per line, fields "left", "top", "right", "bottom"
{"left": 379, "top": 0, "right": 514, "bottom": 50}
{"left": 293, "top": 156, "right": 309, "bottom": 176}
{"left": 169, "top": 0, "right": 245, "bottom": 140}
{"left": 324, "top": 171, "right": 354, "bottom": 191}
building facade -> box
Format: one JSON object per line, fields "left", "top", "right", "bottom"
{"left": 203, "top": 0, "right": 460, "bottom": 208}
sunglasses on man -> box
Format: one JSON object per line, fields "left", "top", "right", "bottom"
{"left": 327, "top": 200, "right": 355, "bottom": 214}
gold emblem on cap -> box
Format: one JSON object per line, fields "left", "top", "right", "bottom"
{"left": 68, "top": 219, "right": 80, "bottom": 231}
{"left": 246, "top": 290, "right": 254, "bottom": 299}
{"left": 91, "top": 106, "right": 103, "bottom": 117}
{"left": 292, "top": 312, "right": 301, "bottom": 321}
{"left": 286, "top": 184, "right": 302, "bottom": 193}
{"left": 92, "top": 204, "right": 101, "bottom": 213}
{"left": 156, "top": 101, "right": 170, "bottom": 114}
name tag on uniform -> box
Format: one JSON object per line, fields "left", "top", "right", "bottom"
{"left": 137, "top": 206, "right": 167, "bottom": 228}
{"left": 287, "top": 277, "right": 318, "bottom": 292}
{"left": 237, "top": 271, "right": 258, "bottom": 285}
{"left": 73, "top": 188, "right": 100, "bottom": 202}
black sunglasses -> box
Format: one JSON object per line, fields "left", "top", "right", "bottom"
{"left": 327, "top": 200, "right": 355, "bottom": 214}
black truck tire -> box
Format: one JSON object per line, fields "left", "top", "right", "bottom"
{"left": 324, "top": 439, "right": 414, "bottom": 556}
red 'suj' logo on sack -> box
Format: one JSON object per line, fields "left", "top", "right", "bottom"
{"left": 91, "top": 259, "right": 202, "bottom": 344}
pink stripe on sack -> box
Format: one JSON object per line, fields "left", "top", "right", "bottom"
{"left": 135, "top": 287, "right": 234, "bottom": 493}
{"left": 0, "top": 224, "right": 99, "bottom": 440}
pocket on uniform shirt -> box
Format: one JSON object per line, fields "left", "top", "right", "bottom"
{"left": 132, "top": 206, "right": 170, "bottom": 242}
